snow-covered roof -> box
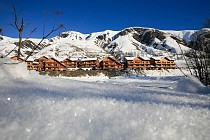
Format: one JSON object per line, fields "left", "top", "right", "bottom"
{"left": 125, "top": 57, "right": 136, "bottom": 61}
{"left": 33, "top": 61, "right": 39, "bottom": 64}
{"left": 56, "top": 57, "right": 66, "bottom": 62}
{"left": 151, "top": 57, "right": 162, "bottom": 61}
{"left": 70, "top": 58, "right": 79, "bottom": 61}
{"left": 151, "top": 56, "right": 175, "bottom": 61}
{"left": 125, "top": 56, "right": 150, "bottom": 61}
{"left": 36, "top": 56, "right": 49, "bottom": 60}
{"left": 164, "top": 57, "right": 175, "bottom": 61}
{"left": 80, "top": 58, "right": 98, "bottom": 61}
{"left": 26, "top": 56, "right": 35, "bottom": 61}
{"left": 140, "top": 57, "right": 150, "bottom": 61}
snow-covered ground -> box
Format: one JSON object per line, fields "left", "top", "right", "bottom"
{"left": 0, "top": 58, "right": 210, "bottom": 140}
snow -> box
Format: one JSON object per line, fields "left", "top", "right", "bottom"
{"left": 0, "top": 58, "right": 210, "bottom": 140}
{"left": 30, "top": 30, "right": 120, "bottom": 59}
{"left": 80, "top": 58, "right": 98, "bottom": 61}
{"left": 125, "top": 57, "right": 136, "bottom": 60}
{"left": 111, "top": 33, "right": 141, "bottom": 53}
{"left": 163, "top": 30, "right": 196, "bottom": 43}
{"left": 163, "top": 36, "right": 190, "bottom": 53}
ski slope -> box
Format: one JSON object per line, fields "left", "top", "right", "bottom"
{"left": 0, "top": 58, "right": 210, "bottom": 140}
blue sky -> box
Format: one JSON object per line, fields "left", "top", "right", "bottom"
{"left": 0, "top": 0, "right": 210, "bottom": 38}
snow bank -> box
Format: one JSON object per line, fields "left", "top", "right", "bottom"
{"left": 0, "top": 58, "right": 39, "bottom": 79}
{"left": 0, "top": 58, "right": 210, "bottom": 140}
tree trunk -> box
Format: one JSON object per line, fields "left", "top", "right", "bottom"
{"left": 17, "top": 18, "right": 24, "bottom": 60}
{"left": 17, "top": 31, "right": 22, "bottom": 60}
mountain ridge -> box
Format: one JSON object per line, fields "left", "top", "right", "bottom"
{"left": 0, "top": 27, "right": 209, "bottom": 61}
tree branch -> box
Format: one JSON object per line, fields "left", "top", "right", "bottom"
{"left": 25, "top": 24, "right": 64, "bottom": 61}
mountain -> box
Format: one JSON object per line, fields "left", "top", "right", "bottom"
{"left": 1, "top": 27, "right": 206, "bottom": 61}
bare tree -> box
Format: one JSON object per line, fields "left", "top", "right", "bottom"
{"left": 9, "top": 5, "right": 28, "bottom": 60}
{"left": 25, "top": 10, "right": 65, "bottom": 61}
{"left": 187, "top": 30, "right": 210, "bottom": 86}
{"left": 176, "top": 38, "right": 193, "bottom": 75}
{"left": 4, "top": 5, "right": 64, "bottom": 61}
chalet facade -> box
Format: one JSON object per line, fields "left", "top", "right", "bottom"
{"left": 61, "top": 58, "right": 80, "bottom": 70}
{"left": 80, "top": 58, "right": 100, "bottom": 70}
{"left": 150, "top": 57, "right": 176, "bottom": 69}
{"left": 26, "top": 59, "right": 33, "bottom": 70}
{"left": 35, "top": 56, "right": 48, "bottom": 71}
{"left": 125, "top": 57, "right": 151, "bottom": 70}
{"left": 13, "top": 54, "right": 177, "bottom": 72}
{"left": 100, "top": 57, "right": 123, "bottom": 70}
{"left": 44, "top": 58, "right": 67, "bottom": 71}
{"left": 25, "top": 56, "right": 48, "bottom": 71}
{"left": 26, "top": 60, "right": 39, "bottom": 70}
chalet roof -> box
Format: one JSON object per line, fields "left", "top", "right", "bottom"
{"left": 62, "top": 58, "right": 79, "bottom": 62}
{"left": 36, "top": 56, "right": 49, "bottom": 60}
{"left": 151, "top": 56, "right": 174, "bottom": 61}
{"left": 45, "top": 57, "right": 67, "bottom": 67}
{"left": 33, "top": 61, "right": 39, "bottom": 64}
{"left": 26, "top": 56, "right": 35, "bottom": 62}
{"left": 164, "top": 57, "right": 174, "bottom": 61}
{"left": 139, "top": 56, "right": 150, "bottom": 61}
{"left": 125, "top": 57, "right": 136, "bottom": 61}
{"left": 56, "top": 57, "right": 66, "bottom": 62}
{"left": 105, "top": 56, "right": 121, "bottom": 65}
{"left": 125, "top": 56, "right": 150, "bottom": 61}
{"left": 80, "top": 58, "right": 98, "bottom": 61}
{"left": 150, "top": 57, "right": 162, "bottom": 61}
{"left": 45, "top": 57, "right": 60, "bottom": 62}
{"left": 70, "top": 58, "right": 80, "bottom": 61}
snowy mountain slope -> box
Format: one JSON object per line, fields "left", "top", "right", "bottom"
{"left": 163, "top": 30, "right": 196, "bottom": 43}
{"left": 0, "top": 36, "right": 18, "bottom": 57}
{"left": 0, "top": 58, "right": 210, "bottom": 140}
{"left": 0, "top": 27, "right": 201, "bottom": 61}
{"left": 110, "top": 27, "right": 191, "bottom": 56}
{"left": 31, "top": 30, "right": 120, "bottom": 59}
{"left": 34, "top": 27, "right": 194, "bottom": 61}
{"left": 0, "top": 36, "right": 47, "bottom": 59}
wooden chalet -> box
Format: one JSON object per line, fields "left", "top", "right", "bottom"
{"left": 23, "top": 54, "right": 177, "bottom": 72}
{"left": 80, "top": 58, "right": 100, "bottom": 70}
{"left": 61, "top": 58, "right": 80, "bottom": 70}
{"left": 35, "top": 56, "right": 48, "bottom": 71}
{"left": 125, "top": 56, "right": 151, "bottom": 70}
{"left": 26, "top": 60, "right": 33, "bottom": 70}
{"left": 44, "top": 57, "right": 67, "bottom": 71}
{"left": 100, "top": 56, "right": 123, "bottom": 70}
{"left": 150, "top": 57, "right": 176, "bottom": 69}
{"left": 25, "top": 57, "right": 37, "bottom": 70}
{"left": 26, "top": 60, "right": 39, "bottom": 71}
